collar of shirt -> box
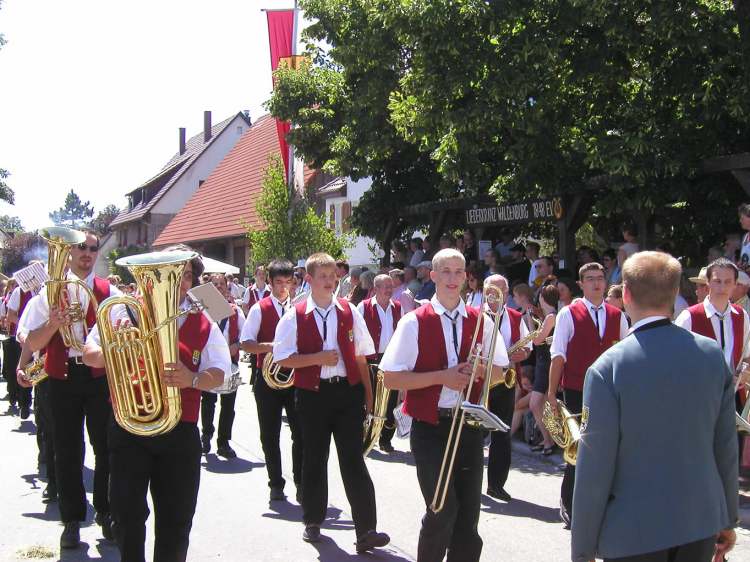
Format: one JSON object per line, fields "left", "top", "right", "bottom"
{"left": 66, "top": 270, "right": 95, "bottom": 287}
{"left": 703, "top": 297, "right": 738, "bottom": 318}
{"left": 374, "top": 299, "right": 393, "bottom": 314}
{"left": 430, "top": 295, "right": 467, "bottom": 318}
{"left": 581, "top": 296, "right": 605, "bottom": 311}
{"left": 252, "top": 283, "right": 267, "bottom": 293}
{"left": 270, "top": 294, "right": 288, "bottom": 309}
{"left": 304, "top": 294, "right": 344, "bottom": 315}
{"left": 628, "top": 315, "right": 669, "bottom": 334}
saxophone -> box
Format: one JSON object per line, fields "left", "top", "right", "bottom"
{"left": 495, "top": 316, "right": 543, "bottom": 389}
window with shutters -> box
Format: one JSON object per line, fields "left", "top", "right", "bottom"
{"left": 342, "top": 201, "right": 352, "bottom": 233}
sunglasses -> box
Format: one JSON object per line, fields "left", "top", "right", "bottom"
{"left": 76, "top": 243, "right": 99, "bottom": 252}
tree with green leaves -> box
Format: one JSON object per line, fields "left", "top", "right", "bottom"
{"left": 247, "top": 157, "right": 350, "bottom": 266}
{"left": 49, "top": 189, "right": 95, "bottom": 228}
{"left": 0, "top": 215, "right": 23, "bottom": 232}
{"left": 90, "top": 204, "right": 121, "bottom": 235}
{"left": 0, "top": 2, "right": 13, "bottom": 206}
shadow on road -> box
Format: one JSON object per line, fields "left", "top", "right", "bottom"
{"left": 12, "top": 420, "right": 37, "bottom": 434}
{"left": 309, "top": 534, "right": 413, "bottom": 562}
{"left": 367, "top": 449, "right": 415, "bottom": 466}
{"left": 262, "top": 498, "right": 304, "bottom": 522}
{"left": 480, "top": 495, "right": 560, "bottom": 523}
{"left": 201, "top": 454, "right": 264, "bottom": 474}
{"left": 53, "top": 540, "right": 120, "bottom": 562}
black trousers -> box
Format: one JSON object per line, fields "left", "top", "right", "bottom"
{"left": 34, "top": 379, "right": 57, "bottom": 489}
{"left": 2, "top": 337, "right": 30, "bottom": 407}
{"left": 48, "top": 363, "right": 111, "bottom": 522}
{"left": 486, "top": 384, "right": 515, "bottom": 490}
{"left": 604, "top": 536, "right": 715, "bottom": 562}
{"left": 296, "top": 381, "right": 376, "bottom": 536}
{"left": 109, "top": 420, "right": 202, "bottom": 562}
{"left": 411, "top": 418, "right": 484, "bottom": 562}
{"left": 561, "top": 388, "right": 583, "bottom": 521}
{"left": 200, "top": 390, "right": 237, "bottom": 444}
{"left": 254, "top": 376, "right": 302, "bottom": 490}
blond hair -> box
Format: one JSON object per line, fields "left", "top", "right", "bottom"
{"left": 432, "top": 248, "right": 465, "bottom": 270}
{"left": 374, "top": 273, "right": 392, "bottom": 288}
{"left": 305, "top": 253, "right": 336, "bottom": 276}
{"left": 622, "top": 251, "right": 681, "bottom": 309}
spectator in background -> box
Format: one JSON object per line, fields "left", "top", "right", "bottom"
{"left": 391, "top": 240, "right": 408, "bottom": 264}
{"left": 577, "top": 246, "right": 599, "bottom": 268}
{"left": 422, "top": 237, "right": 436, "bottom": 261}
{"left": 455, "top": 234, "right": 466, "bottom": 254}
{"left": 739, "top": 203, "right": 750, "bottom": 270}
{"left": 601, "top": 249, "right": 618, "bottom": 285}
{"left": 725, "top": 233, "right": 742, "bottom": 263}
{"left": 483, "top": 249, "right": 502, "bottom": 278}
{"left": 605, "top": 284, "right": 624, "bottom": 311}
{"left": 464, "top": 265, "right": 484, "bottom": 308}
{"left": 360, "top": 270, "right": 376, "bottom": 301}
{"left": 403, "top": 265, "right": 421, "bottom": 294}
{"left": 107, "top": 274, "right": 121, "bottom": 286}
{"left": 555, "top": 277, "right": 576, "bottom": 309}
{"left": 226, "top": 274, "right": 245, "bottom": 300}
{"left": 347, "top": 268, "right": 371, "bottom": 306}
{"left": 617, "top": 223, "right": 639, "bottom": 270}
{"left": 439, "top": 234, "right": 454, "bottom": 250}
{"left": 389, "top": 268, "right": 406, "bottom": 301}
{"left": 408, "top": 237, "right": 425, "bottom": 267}
{"left": 415, "top": 261, "right": 436, "bottom": 301}
{"left": 526, "top": 241, "right": 541, "bottom": 286}
{"left": 462, "top": 230, "right": 477, "bottom": 264}
{"left": 688, "top": 267, "right": 710, "bottom": 304}
{"left": 732, "top": 271, "right": 750, "bottom": 317}
{"left": 529, "top": 284, "right": 559, "bottom": 456}
{"left": 494, "top": 228, "right": 515, "bottom": 259}
{"left": 506, "top": 244, "right": 531, "bottom": 287}
{"left": 707, "top": 245, "right": 723, "bottom": 264}
{"left": 673, "top": 279, "right": 690, "bottom": 319}
{"left": 531, "top": 257, "right": 555, "bottom": 289}
{"left": 336, "top": 261, "right": 352, "bottom": 298}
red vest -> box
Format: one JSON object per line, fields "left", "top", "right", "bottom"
{"left": 178, "top": 312, "right": 212, "bottom": 423}
{"left": 562, "top": 300, "right": 622, "bottom": 391}
{"left": 9, "top": 289, "right": 33, "bottom": 336}
{"left": 224, "top": 304, "right": 240, "bottom": 362}
{"left": 688, "top": 302, "right": 744, "bottom": 369}
{"left": 247, "top": 285, "right": 271, "bottom": 308}
{"left": 256, "top": 296, "right": 283, "bottom": 368}
{"left": 361, "top": 297, "right": 401, "bottom": 359}
{"left": 294, "top": 298, "right": 360, "bottom": 391}
{"left": 403, "top": 303, "right": 484, "bottom": 425}
{"left": 45, "top": 276, "right": 111, "bottom": 380}
{"left": 504, "top": 307, "right": 522, "bottom": 348}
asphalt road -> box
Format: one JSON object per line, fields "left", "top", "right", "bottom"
{"left": 1, "top": 365, "right": 749, "bottom": 562}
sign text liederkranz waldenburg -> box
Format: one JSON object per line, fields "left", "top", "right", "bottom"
{"left": 465, "top": 197, "right": 564, "bottom": 226}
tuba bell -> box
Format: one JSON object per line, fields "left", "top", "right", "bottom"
{"left": 542, "top": 399, "right": 581, "bottom": 465}
{"left": 41, "top": 226, "right": 99, "bottom": 352}
{"left": 261, "top": 352, "right": 295, "bottom": 390}
{"left": 363, "top": 368, "right": 391, "bottom": 456}
{"left": 97, "top": 250, "right": 198, "bottom": 437}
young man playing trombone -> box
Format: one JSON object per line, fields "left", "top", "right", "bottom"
{"left": 380, "top": 248, "right": 509, "bottom": 562}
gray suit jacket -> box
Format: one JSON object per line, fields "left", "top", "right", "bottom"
{"left": 571, "top": 321, "right": 738, "bottom": 562}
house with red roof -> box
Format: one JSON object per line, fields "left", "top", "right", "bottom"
{"left": 109, "top": 110, "right": 252, "bottom": 248}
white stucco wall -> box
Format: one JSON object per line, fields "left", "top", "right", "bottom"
{"left": 324, "top": 176, "right": 378, "bottom": 268}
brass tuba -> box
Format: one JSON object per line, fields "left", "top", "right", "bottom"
{"left": 542, "top": 399, "right": 581, "bottom": 465}
{"left": 261, "top": 352, "right": 295, "bottom": 390}
{"left": 41, "top": 226, "right": 99, "bottom": 352}
{"left": 363, "top": 368, "right": 391, "bottom": 456}
{"left": 97, "top": 250, "right": 198, "bottom": 437}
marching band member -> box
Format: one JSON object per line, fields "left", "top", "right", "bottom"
{"left": 82, "top": 244, "right": 231, "bottom": 562}
{"left": 357, "top": 273, "right": 402, "bottom": 453}
{"left": 25, "top": 231, "right": 120, "bottom": 548}
{"left": 200, "top": 273, "right": 245, "bottom": 458}
{"left": 483, "top": 274, "right": 531, "bottom": 502}
{"left": 5, "top": 280, "right": 36, "bottom": 418}
{"left": 380, "top": 248, "right": 509, "bottom": 562}
{"left": 242, "top": 264, "right": 270, "bottom": 315}
{"left": 273, "top": 253, "right": 390, "bottom": 553}
{"left": 547, "top": 262, "right": 628, "bottom": 529}
{"left": 240, "top": 259, "right": 303, "bottom": 502}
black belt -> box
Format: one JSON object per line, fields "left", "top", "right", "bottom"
{"left": 320, "top": 375, "right": 347, "bottom": 384}
{"left": 437, "top": 407, "right": 455, "bottom": 419}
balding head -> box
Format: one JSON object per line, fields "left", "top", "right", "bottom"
{"left": 484, "top": 274, "right": 509, "bottom": 312}
{"left": 622, "top": 251, "right": 681, "bottom": 314}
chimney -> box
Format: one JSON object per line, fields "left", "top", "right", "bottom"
{"left": 203, "top": 110, "right": 212, "bottom": 142}
{"left": 179, "top": 127, "right": 186, "bottom": 155}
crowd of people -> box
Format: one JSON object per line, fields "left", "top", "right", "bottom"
{"left": 0, "top": 212, "right": 746, "bottom": 561}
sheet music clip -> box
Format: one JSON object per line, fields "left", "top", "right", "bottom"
{"left": 460, "top": 401, "right": 509, "bottom": 432}
{"left": 187, "top": 283, "right": 233, "bottom": 323}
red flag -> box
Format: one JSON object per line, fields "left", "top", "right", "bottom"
{"left": 266, "top": 10, "right": 295, "bottom": 181}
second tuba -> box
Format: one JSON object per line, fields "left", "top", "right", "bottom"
{"left": 363, "top": 368, "right": 391, "bottom": 456}
{"left": 261, "top": 352, "right": 295, "bottom": 390}
{"left": 542, "top": 399, "right": 581, "bottom": 465}
{"left": 97, "top": 250, "right": 197, "bottom": 437}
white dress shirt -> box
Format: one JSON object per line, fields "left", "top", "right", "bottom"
{"left": 497, "top": 306, "right": 532, "bottom": 352}
{"left": 356, "top": 299, "right": 397, "bottom": 354}
{"left": 550, "top": 297, "right": 630, "bottom": 361}
{"left": 240, "top": 295, "right": 290, "bottom": 343}
{"left": 674, "top": 297, "right": 750, "bottom": 369}
{"left": 7, "top": 286, "right": 21, "bottom": 312}
{"left": 24, "top": 272, "right": 123, "bottom": 357}
{"left": 242, "top": 283, "right": 269, "bottom": 305}
{"left": 273, "top": 295, "right": 375, "bottom": 379}
{"left": 87, "top": 299, "right": 232, "bottom": 381}
{"left": 379, "top": 295, "right": 509, "bottom": 408}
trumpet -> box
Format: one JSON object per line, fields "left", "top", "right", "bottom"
{"left": 261, "top": 352, "right": 295, "bottom": 390}
{"left": 431, "top": 284, "right": 508, "bottom": 513}
{"left": 542, "top": 399, "right": 581, "bottom": 465}
{"left": 41, "top": 226, "right": 99, "bottom": 352}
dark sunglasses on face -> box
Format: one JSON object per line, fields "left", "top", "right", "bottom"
{"left": 77, "top": 243, "right": 99, "bottom": 252}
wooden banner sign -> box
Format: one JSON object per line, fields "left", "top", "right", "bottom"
{"left": 465, "top": 197, "right": 564, "bottom": 226}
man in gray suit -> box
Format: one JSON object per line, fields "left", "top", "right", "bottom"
{"left": 572, "top": 251, "right": 738, "bottom": 562}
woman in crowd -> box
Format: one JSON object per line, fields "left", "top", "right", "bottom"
{"left": 529, "top": 284, "right": 559, "bottom": 455}
{"left": 464, "top": 265, "right": 484, "bottom": 308}
{"left": 555, "top": 277, "right": 576, "bottom": 309}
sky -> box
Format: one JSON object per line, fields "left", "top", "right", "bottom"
{"left": 0, "top": 0, "right": 301, "bottom": 230}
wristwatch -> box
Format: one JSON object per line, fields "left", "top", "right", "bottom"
{"left": 191, "top": 374, "right": 201, "bottom": 388}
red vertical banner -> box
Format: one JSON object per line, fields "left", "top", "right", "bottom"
{"left": 266, "top": 10, "right": 295, "bottom": 181}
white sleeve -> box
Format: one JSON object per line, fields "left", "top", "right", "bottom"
{"left": 350, "top": 303, "right": 376, "bottom": 357}
{"left": 519, "top": 315, "right": 532, "bottom": 350}
{"left": 108, "top": 284, "right": 124, "bottom": 297}
{"left": 22, "top": 293, "right": 50, "bottom": 332}
{"left": 619, "top": 313, "right": 630, "bottom": 340}
{"left": 484, "top": 316, "right": 510, "bottom": 367}
{"left": 199, "top": 321, "right": 232, "bottom": 378}
{"left": 235, "top": 307, "right": 246, "bottom": 336}
{"left": 356, "top": 301, "right": 365, "bottom": 316}
{"left": 550, "top": 306, "right": 574, "bottom": 361}
{"left": 379, "top": 313, "right": 419, "bottom": 372}
{"left": 674, "top": 309, "right": 692, "bottom": 331}
{"left": 742, "top": 309, "right": 750, "bottom": 360}
{"left": 8, "top": 287, "right": 21, "bottom": 312}
{"left": 242, "top": 287, "right": 251, "bottom": 305}
{"left": 272, "top": 307, "right": 299, "bottom": 361}
{"left": 87, "top": 323, "right": 101, "bottom": 346}
{"left": 240, "top": 303, "right": 263, "bottom": 343}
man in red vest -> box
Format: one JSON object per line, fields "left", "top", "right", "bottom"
{"left": 200, "top": 273, "right": 245, "bottom": 458}
{"left": 83, "top": 244, "right": 231, "bottom": 562}
{"left": 357, "top": 273, "right": 402, "bottom": 453}
{"left": 547, "top": 262, "right": 629, "bottom": 529}
{"left": 25, "top": 230, "right": 121, "bottom": 549}
{"left": 242, "top": 264, "right": 270, "bottom": 315}
{"left": 484, "top": 274, "right": 532, "bottom": 502}
{"left": 240, "top": 259, "right": 303, "bottom": 503}
{"left": 273, "top": 252, "right": 390, "bottom": 553}
{"left": 5, "top": 281, "right": 37, "bottom": 418}
{"left": 381, "top": 248, "right": 510, "bottom": 562}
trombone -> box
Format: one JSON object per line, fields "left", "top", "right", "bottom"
{"left": 430, "top": 284, "right": 508, "bottom": 513}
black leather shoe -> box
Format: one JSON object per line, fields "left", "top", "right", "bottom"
{"left": 95, "top": 512, "right": 114, "bottom": 541}
{"left": 302, "top": 525, "right": 321, "bottom": 543}
{"left": 356, "top": 530, "right": 390, "bottom": 553}
{"left": 60, "top": 522, "right": 80, "bottom": 549}
{"left": 201, "top": 434, "right": 211, "bottom": 455}
{"left": 216, "top": 443, "right": 236, "bottom": 459}
{"left": 270, "top": 487, "right": 286, "bottom": 501}
{"left": 42, "top": 485, "right": 57, "bottom": 503}
{"left": 20, "top": 405, "right": 30, "bottom": 420}
{"left": 379, "top": 441, "right": 395, "bottom": 453}
{"left": 486, "top": 487, "right": 512, "bottom": 502}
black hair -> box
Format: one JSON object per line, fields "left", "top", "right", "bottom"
{"left": 268, "top": 259, "right": 294, "bottom": 280}
{"left": 706, "top": 257, "right": 739, "bottom": 281}
{"left": 336, "top": 261, "right": 349, "bottom": 273}
{"left": 163, "top": 244, "right": 204, "bottom": 286}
